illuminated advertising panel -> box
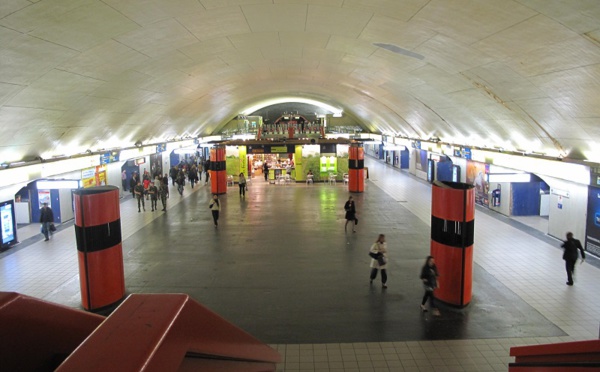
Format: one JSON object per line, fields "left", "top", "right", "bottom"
{"left": 0, "top": 200, "right": 18, "bottom": 249}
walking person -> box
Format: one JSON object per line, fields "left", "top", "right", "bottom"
{"left": 204, "top": 159, "right": 211, "bottom": 185}
{"left": 162, "top": 173, "right": 170, "bottom": 198}
{"left": 344, "top": 196, "right": 358, "bottom": 233}
{"left": 169, "top": 166, "right": 178, "bottom": 186}
{"left": 158, "top": 181, "right": 168, "bottom": 211}
{"left": 209, "top": 194, "right": 221, "bottom": 228}
{"left": 562, "top": 232, "right": 585, "bottom": 286}
{"left": 129, "top": 172, "right": 138, "bottom": 198}
{"left": 189, "top": 166, "right": 198, "bottom": 188}
{"left": 420, "top": 255, "right": 441, "bottom": 316}
{"left": 263, "top": 161, "right": 269, "bottom": 181}
{"left": 238, "top": 173, "right": 247, "bottom": 197}
{"left": 148, "top": 181, "right": 158, "bottom": 212}
{"left": 121, "top": 169, "right": 128, "bottom": 192}
{"left": 369, "top": 234, "right": 388, "bottom": 288}
{"left": 134, "top": 180, "right": 145, "bottom": 212}
{"left": 143, "top": 176, "right": 150, "bottom": 200}
{"left": 39, "top": 202, "right": 54, "bottom": 241}
{"left": 176, "top": 169, "right": 185, "bottom": 196}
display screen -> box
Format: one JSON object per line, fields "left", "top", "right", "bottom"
{"left": 427, "top": 159, "right": 435, "bottom": 183}
{"left": 0, "top": 200, "right": 17, "bottom": 247}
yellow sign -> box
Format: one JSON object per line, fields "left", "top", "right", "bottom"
{"left": 271, "top": 146, "right": 287, "bottom": 153}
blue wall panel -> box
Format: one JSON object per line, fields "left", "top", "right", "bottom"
{"left": 512, "top": 182, "right": 541, "bottom": 216}
{"left": 400, "top": 149, "right": 409, "bottom": 169}
{"left": 436, "top": 161, "right": 453, "bottom": 182}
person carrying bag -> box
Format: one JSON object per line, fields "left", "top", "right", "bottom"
{"left": 368, "top": 234, "right": 388, "bottom": 288}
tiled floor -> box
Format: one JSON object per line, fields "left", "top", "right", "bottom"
{"left": 1, "top": 157, "right": 599, "bottom": 372}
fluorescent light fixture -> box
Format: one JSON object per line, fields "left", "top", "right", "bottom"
{"left": 241, "top": 97, "right": 343, "bottom": 117}
{"left": 37, "top": 180, "right": 80, "bottom": 189}
{"left": 488, "top": 173, "right": 531, "bottom": 183}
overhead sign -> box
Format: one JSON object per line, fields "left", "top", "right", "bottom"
{"left": 320, "top": 144, "right": 336, "bottom": 154}
{"left": 247, "top": 145, "right": 295, "bottom": 154}
{"left": 156, "top": 143, "right": 167, "bottom": 153}
{"left": 271, "top": 146, "right": 287, "bottom": 153}
{"left": 99, "top": 151, "right": 119, "bottom": 165}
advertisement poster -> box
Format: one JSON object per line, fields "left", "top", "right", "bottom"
{"left": 150, "top": 153, "right": 163, "bottom": 178}
{"left": 585, "top": 186, "right": 600, "bottom": 257}
{"left": 38, "top": 190, "right": 51, "bottom": 208}
{"left": 466, "top": 161, "right": 489, "bottom": 206}
{"left": 82, "top": 165, "right": 107, "bottom": 188}
{"left": 1, "top": 201, "right": 15, "bottom": 245}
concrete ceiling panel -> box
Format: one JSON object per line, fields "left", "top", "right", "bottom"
{"left": 0, "top": 0, "right": 599, "bottom": 163}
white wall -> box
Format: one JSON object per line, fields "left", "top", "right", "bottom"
{"left": 488, "top": 182, "right": 511, "bottom": 216}
{"left": 408, "top": 149, "right": 417, "bottom": 176}
{"left": 105, "top": 162, "right": 124, "bottom": 197}
{"left": 58, "top": 188, "right": 74, "bottom": 222}
{"left": 540, "top": 175, "right": 588, "bottom": 241}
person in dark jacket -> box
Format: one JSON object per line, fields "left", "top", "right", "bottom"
{"left": 204, "top": 160, "right": 211, "bottom": 184}
{"left": 39, "top": 202, "right": 54, "bottom": 241}
{"left": 420, "top": 256, "right": 440, "bottom": 316}
{"left": 134, "top": 180, "right": 145, "bottom": 212}
{"left": 169, "top": 166, "right": 178, "bottom": 186}
{"left": 263, "top": 161, "right": 269, "bottom": 181}
{"left": 129, "top": 172, "right": 138, "bottom": 197}
{"left": 562, "top": 232, "right": 585, "bottom": 286}
{"left": 344, "top": 196, "right": 358, "bottom": 233}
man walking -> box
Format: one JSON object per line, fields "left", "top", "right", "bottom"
{"left": 562, "top": 232, "right": 585, "bottom": 286}
{"left": 148, "top": 181, "right": 158, "bottom": 211}
{"left": 39, "top": 202, "right": 54, "bottom": 241}
{"left": 134, "top": 180, "right": 145, "bottom": 212}
{"left": 158, "top": 181, "right": 168, "bottom": 211}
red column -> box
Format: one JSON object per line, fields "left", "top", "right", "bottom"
{"left": 210, "top": 146, "right": 227, "bottom": 195}
{"left": 348, "top": 143, "right": 364, "bottom": 193}
{"left": 74, "top": 186, "right": 125, "bottom": 311}
{"left": 430, "top": 181, "right": 475, "bottom": 307}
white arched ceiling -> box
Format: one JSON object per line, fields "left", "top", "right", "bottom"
{"left": 1, "top": 1, "right": 599, "bottom": 163}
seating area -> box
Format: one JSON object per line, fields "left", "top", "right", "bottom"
{"left": 328, "top": 173, "right": 337, "bottom": 185}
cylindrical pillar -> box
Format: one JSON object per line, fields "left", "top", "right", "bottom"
{"left": 430, "top": 181, "right": 475, "bottom": 307}
{"left": 74, "top": 186, "right": 125, "bottom": 312}
{"left": 348, "top": 143, "right": 364, "bottom": 193}
{"left": 210, "top": 145, "right": 227, "bottom": 195}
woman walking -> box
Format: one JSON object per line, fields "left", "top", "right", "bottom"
{"left": 420, "top": 255, "right": 440, "bottom": 316}
{"left": 344, "top": 196, "right": 358, "bottom": 232}
{"left": 209, "top": 194, "right": 221, "bottom": 228}
{"left": 369, "top": 234, "right": 388, "bottom": 288}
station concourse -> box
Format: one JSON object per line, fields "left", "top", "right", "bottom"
{"left": 1, "top": 157, "right": 599, "bottom": 372}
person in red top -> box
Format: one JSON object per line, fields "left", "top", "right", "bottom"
{"left": 143, "top": 178, "right": 151, "bottom": 199}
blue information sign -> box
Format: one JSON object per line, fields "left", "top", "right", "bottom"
{"left": 99, "top": 152, "right": 120, "bottom": 165}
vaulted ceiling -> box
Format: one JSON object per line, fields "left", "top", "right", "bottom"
{"left": 1, "top": 0, "right": 599, "bottom": 163}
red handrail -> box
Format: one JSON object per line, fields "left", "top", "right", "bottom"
{"left": 57, "top": 293, "right": 280, "bottom": 371}
{"left": 0, "top": 292, "right": 104, "bottom": 371}
{"left": 510, "top": 339, "right": 600, "bottom": 371}
{"left": 0, "top": 292, "right": 280, "bottom": 371}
